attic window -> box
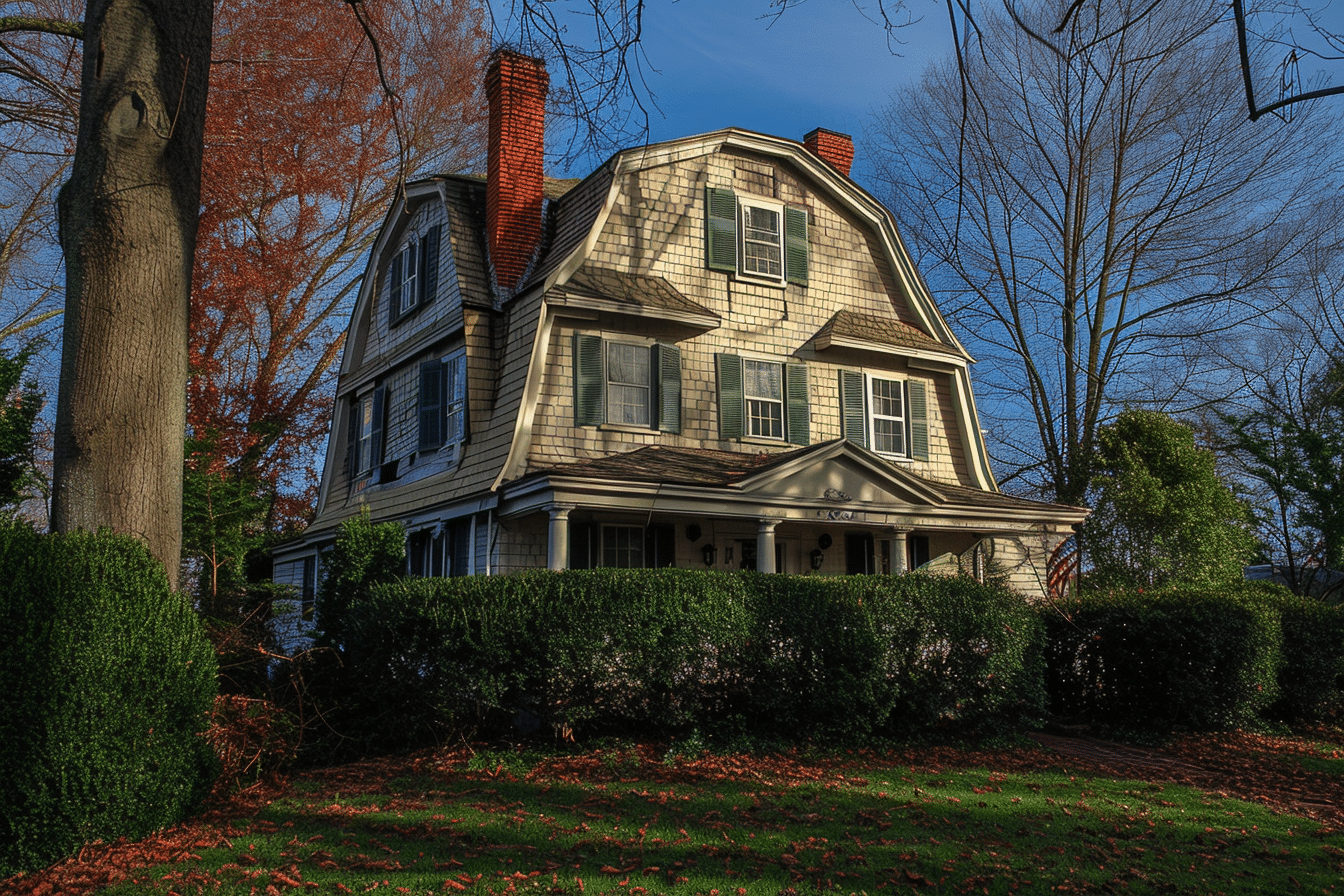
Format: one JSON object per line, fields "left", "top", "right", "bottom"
{"left": 388, "top": 223, "right": 442, "bottom": 325}
{"left": 705, "top": 187, "right": 807, "bottom": 285}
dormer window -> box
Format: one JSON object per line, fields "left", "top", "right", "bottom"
{"left": 396, "top": 241, "right": 419, "bottom": 315}
{"left": 388, "top": 223, "right": 442, "bottom": 325}
{"left": 705, "top": 187, "right": 808, "bottom": 285}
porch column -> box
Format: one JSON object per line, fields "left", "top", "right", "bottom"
{"left": 891, "top": 527, "right": 910, "bottom": 574}
{"left": 757, "top": 519, "right": 778, "bottom": 574}
{"left": 547, "top": 505, "right": 572, "bottom": 571}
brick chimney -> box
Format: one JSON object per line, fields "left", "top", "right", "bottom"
{"left": 486, "top": 50, "right": 549, "bottom": 294}
{"left": 803, "top": 128, "right": 854, "bottom": 177}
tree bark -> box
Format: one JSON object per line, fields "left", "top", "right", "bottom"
{"left": 52, "top": 0, "right": 213, "bottom": 588}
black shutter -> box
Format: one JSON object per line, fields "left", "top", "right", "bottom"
{"left": 369, "top": 386, "right": 387, "bottom": 472}
{"left": 346, "top": 398, "right": 360, "bottom": 480}
{"left": 388, "top": 250, "right": 403, "bottom": 324}
{"left": 419, "top": 360, "right": 444, "bottom": 451}
{"left": 420, "top": 225, "right": 441, "bottom": 307}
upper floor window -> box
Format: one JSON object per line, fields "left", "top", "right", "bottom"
{"left": 388, "top": 223, "right": 442, "bottom": 326}
{"left": 419, "top": 350, "right": 468, "bottom": 454}
{"left": 705, "top": 187, "right": 808, "bottom": 285}
{"left": 347, "top": 386, "right": 386, "bottom": 482}
{"left": 717, "top": 354, "right": 809, "bottom": 445}
{"left": 572, "top": 334, "right": 681, "bottom": 433}
{"left": 839, "top": 370, "right": 929, "bottom": 461}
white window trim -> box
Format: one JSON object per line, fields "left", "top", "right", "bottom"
{"left": 744, "top": 357, "right": 786, "bottom": 440}
{"left": 355, "top": 394, "right": 375, "bottom": 474}
{"left": 737, "top": 194, "right": 786, "bottom": 283}
{"left": 443, "top": 349, "right": 467, "bottom": 451}
{"left": 867, "top": 373, "right": 908, "bottom": 459}
{"left": 604, "top": 340, "right": 653, "bottom": 428}
{"left": 397, "top": 238, "right": 419, "bottom": 315}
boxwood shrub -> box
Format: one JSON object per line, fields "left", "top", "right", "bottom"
{"left": 0, "top": 524, "right": 218, "bottom": 877}
{"left": 1042, "top": 586, "right": 1282, "bottom": 731}
{"left": 329, "top": 569, "right": 1042, "bottom": 751}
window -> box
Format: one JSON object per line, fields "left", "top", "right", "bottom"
{"left": 602, "top": 525, "right": 644, "bottom": 568}
{"left": 388, "top": 224, "right": 442, "bottom": 325}
{"left": 573, "top": 334, "right": 681, "bottom": 432}
{"left": 839, "top": 370, "right": 929, "bottom": 460}
{"left": 407, "top": 520, "right": 472, "bottom": 578}
{"left": 717, "top": 354, "right": 809, "bottom": 445}
{"left": 347, "top": 386, "right": 386, "bottom": 481}
{"left": 705, "top": 186, "right": 808, "bottom": 285}
{"left": 744, "top": 358, "right": 784, "bottom": 439}
{"left": 419, "top": 350, "right": 468, "bottom": 453}
{"left": 869, "top": 377, "right": 906, "bottom": 456}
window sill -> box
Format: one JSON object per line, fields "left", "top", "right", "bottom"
{"left": 596, "top": 423, "right": 658, "bottom": 434}
{"left": 731, "top": 272, "right": 788, "bottom": 290}
{"left": 736, "top": 435, "right": 790, "bottom": 448}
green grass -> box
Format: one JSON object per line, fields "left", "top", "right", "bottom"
{"left": 93, "top": 749, "right": 1344, "bottom": 895}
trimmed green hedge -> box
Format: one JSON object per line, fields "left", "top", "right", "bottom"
{"left": 326, "top": 570, "right": 1042, "bottom": 751}
{"left": 0, "top": 524, "right": 218, "bottom": 877}
{"left": 1042, "top": 586, "right": 1284, "bottom": 731}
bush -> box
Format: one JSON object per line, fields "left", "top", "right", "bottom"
{"left": 1248, "top": 588, "right": 1344, "bottom": 724}
{"left": 1042, "top": 586, "right": 1282, "bottom": 732}
{"left": 320, "top": 569, "right": 1043, "bottom": 753}
{"left": 0, "top": 524, "right": 218, "bottom": 877}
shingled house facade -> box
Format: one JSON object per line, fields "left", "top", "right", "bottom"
{"left": 272, "top": 50, "right": 1086, "bottom": 601}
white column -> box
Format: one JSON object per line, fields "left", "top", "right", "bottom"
{"left": 547, "top": 505, "right": 571, "bottom": 571}
{"left": 891, "top": 528, "right": 910, "bottom": 574}
{"left": 757, "top": 519, "right": 778, "bottom": 574}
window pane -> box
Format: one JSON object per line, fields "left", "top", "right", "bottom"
{"left": 606, "top": 343, "right": 650, "bottom": 426}
{"left": 741, "top": 204, "right": 783, "bottom": 277}
{"left": 869, "top": 377, "right": 906, "bottom": 456}
{"left": 747, "top": 398, "right": 783, "bottom": 439}
{"left": 744, "top": 360, "right": 782, "bottom": 399}
{"left": 873, "top": 418, "right": 904, "bottom": 455}
{"left": 399, "top": 243, "right": 418, "bottom": 313}
{"left": 870, "top": 378, "right": 903, "bottom": 417}
{"left": 743, "top": 206, "right": 779, "bottom": 241}
{"left": 602, "top": 526, "right": 644, "bottom": 568}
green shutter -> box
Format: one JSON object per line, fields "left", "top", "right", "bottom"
{"left": 785, "top": 362, "right": 810, "bottom": 446}
{"left": 346, "top": 398, "right": 360, "bottom": 480}
{"left": 908, "top": 380, "right": 929, "bottom": 461}
{"left": 784, "top": 206, "right": 809, "bottom": 286}
{"left": 655, "top": 343, "right": 681, "bottom": 433}
{"left": 717, "top": 353, "right": 743, "bottom": 439}
{"left": 419, "top": 361, "right": 444, "bottom": 450}
{"left": 840, "top": 370, "right": 868, "bottom": 448}
{"left": 388, "top": 251, "right": 403, "bottom": 324}
{"left": 705, "top": 186, "right": 738, "bottom": 273}
{"left": 573, "top": 334, "right": 604, "bottom": 426}
{"left": 420, "top": 225, "right": 441, "bottom": 307}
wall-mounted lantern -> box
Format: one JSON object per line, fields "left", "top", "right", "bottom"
{"left": 702, "top": 543, "right": 717, "bottom": 567}
{"left": 809, "top": 549, "right": 825, "bottom": 571}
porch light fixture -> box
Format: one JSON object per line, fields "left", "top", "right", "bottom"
{"left": 702, "top": 543, "right": 717, "bottom": 567}
{"left": 810, "top": 549, "right": 825, "bottom": 571}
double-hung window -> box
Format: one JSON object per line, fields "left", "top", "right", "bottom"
{"left": 717, "top": 354, "right": 809, "bottom": 445}
{"left": 419, "top": 350, "right": 468, "bottom": 455}
{"left": 705, "top": 186, "right": 808, "bottom": 285}
{"left": 839, "top": 370, "right": 929, "bottom": 460}
{"left": 347, "top": 386, "right": 386, "bottom": 482}
{"left": 388, "top": 224, "right": 442, "bottom": 325}
{"left": 573, "top": 334, "right": 681, "bottom": 432}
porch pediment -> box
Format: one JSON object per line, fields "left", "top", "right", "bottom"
{"left": 728, "top": 439, "right": 946, "bottom": 510}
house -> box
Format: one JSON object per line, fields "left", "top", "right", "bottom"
{"left": 271, "top": 50, "right": 1087, "bottom": 604}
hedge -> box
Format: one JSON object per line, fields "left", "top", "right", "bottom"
{"left": 0, "top": 524, "right": 218, "bottom": 877}
{"left": 1042, "top": 586, "right": 1284, "bottom": 731}
{"left": 323, "top": 569, "right": 1043, "bottom": 752}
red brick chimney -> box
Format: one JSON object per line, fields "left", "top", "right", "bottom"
{"left": 804, "top": 128, "right": 854, "bottom": 177}
{"left": 486, "top": 50, "right": 549, "bottom": 293}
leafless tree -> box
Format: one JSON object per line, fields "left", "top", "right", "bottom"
{"left": 869, "top": 0, "right": 1339, "bottom": 506}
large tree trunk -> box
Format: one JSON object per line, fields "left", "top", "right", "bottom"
{"left": 53, "top": 0, "right": 213, "bottom": 588}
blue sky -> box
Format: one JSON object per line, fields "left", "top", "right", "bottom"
{"left": 550, "top": 1, "right": 955, "bottom": 187}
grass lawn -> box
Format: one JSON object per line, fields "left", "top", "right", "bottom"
{"left": 11, "top": 735, "right": 1341, "bottom": 896}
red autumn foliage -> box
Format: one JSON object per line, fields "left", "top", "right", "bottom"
{"left": 190, "top": 0, "right": 488, "bottom": 525}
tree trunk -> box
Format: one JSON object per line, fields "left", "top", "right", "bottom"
{"left": 52, "top": 0, "right": 213, "bottom": 588}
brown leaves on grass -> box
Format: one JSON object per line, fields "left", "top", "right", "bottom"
{"left": 5, "top": 732, "right": 1343, "bottom": 895}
